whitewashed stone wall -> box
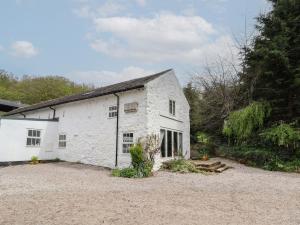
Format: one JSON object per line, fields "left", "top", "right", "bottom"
{"left": 0, "top": 118, "right": 58, "bottom": 162}
{"left": 5, "top": 71, "right": 190, "bottom": 170}
{"left": 145, "top": 70, "right": 190, "bottom": 169}
{"left": 13, "top": 89, "right": 148, "bottom": 168}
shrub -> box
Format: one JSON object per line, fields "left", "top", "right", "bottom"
{"left": 162, "top": 159, "right": 198, "bottom": 173}
{"left": 112, "top": 168, "right": 138, "bottom": 178}
{"left": 223, "top": 102, "right": 271, "bottom": 144}
{"left": 130, "top": 144, "right": 144, "bottom": 169}
{"left": 216, "top": 145, "right": 300, "bottom": 173}
{"left": 112, "top": 143, "right": 154, "bottom": 178}
{"left": 31, "top": 156, "right": 39, "bottom": 164}
{"left": 260, "top": 122, "right": 300, "bottom": 150}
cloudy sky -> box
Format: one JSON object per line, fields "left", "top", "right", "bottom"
{"left": 0, "top": 0, "right": 271, "bottom": 86}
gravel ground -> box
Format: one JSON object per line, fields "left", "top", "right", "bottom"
{"left": 0, "top": 158, "right": 300, "bottom": 225}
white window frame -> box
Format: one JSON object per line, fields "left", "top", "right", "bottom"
{"left": 58, "top": 134, "right": 67, "bottom": 148}
{"left": 169, "top": 99, "right": 176, "bottom": 116}
{"left": 108, "top": 105, "right": 118, "bottom": 118}
{"left": 122, "top": 132, "right": 134, "bottom": 153}
{"left": 26, "top": 129, "right": 41, "bottom": 147}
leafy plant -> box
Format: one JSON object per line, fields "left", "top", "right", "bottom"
{"left": 31, "top": 156, "right": 39, "bottom": 164}
{"left": 162, "top": 159, "right": 199, "bottom": 173}
{"left": 112, "top": 142, "right": 154, "bottom": 178}
{"left": 196, "top": 132, "right": 211, "bottom": 144}
{"left": 260, "top": 122, "right": 300, "bottom": 150}
{"left": 112, "top": 168, "right": 138, "bottom": 178}
{"left": 223, "top": 102, "right": 271, "bottom": 144}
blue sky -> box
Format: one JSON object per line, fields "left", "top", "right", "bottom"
{"left": 0, "top": 0, "right": 271, "bottom": 86}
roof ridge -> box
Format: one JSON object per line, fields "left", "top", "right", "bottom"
{"left": 4, "top": 69, "right": 172, "bottom": 116}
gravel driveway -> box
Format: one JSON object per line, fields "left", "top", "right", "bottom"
{"left": 0, "top": 158, "right": 299, "bottom": 225}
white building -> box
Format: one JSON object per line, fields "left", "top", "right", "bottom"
{"left": 0, "top": 69, "right": 190, "bottom": 169}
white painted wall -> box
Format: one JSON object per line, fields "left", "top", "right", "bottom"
{"left": 145, "top": 70, "right": 190, "bottom": 169}
{"left": 13, "top": 88, "right": 148, "bottom": 168}
{"left": 0, "top": 119, "right": 58, "bottom": 162}
{"left": 3, "top": 71, "right": 190, "bottom": 170}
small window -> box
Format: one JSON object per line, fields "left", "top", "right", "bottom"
{"left": 59, "top": 134, "right": 67, "bottom": 148}
{"left": 26, "top": 129, "right": 41, "bottom": 147}
{"left": 169, "top": 100, "right": 175, "bottom": 115}
{"left": 109, "top": 106, "right": 118, "bottom": 118}
{"left": 122, "top": 133, "right": 134, "bottom": 153}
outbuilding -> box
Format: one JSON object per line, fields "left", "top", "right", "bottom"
{"left": 0, "top": 69, "right": 190, "bottom": 169}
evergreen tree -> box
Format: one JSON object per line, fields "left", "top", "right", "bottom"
{"left": 244, "top": 0, "right": 300, "bottom": 122}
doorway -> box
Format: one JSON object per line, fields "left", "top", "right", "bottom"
{"left": 160, "top": 129, "right": 183, "bottom": 158}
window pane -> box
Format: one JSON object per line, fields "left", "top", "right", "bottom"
{"left": 32, "top": 130, "right": 37, "bottom": 137}
{"left": 27, "top": 138, "right": 31, "bottom": 146}
{"left": 174, "top": 132, "right": 178, "bottom": 156}
{"left": 172, "top": 101, "right": 175, "bottom": 115}
{"left": 160, "top": 129, "right": 166, "bottom": 157}
{"left": 169, "top": 100, "right": 172, "bottom": 114}
{"left": 36, "top": 139, "right": 40, "bottom": 146}
{"left": 37, "top": 130, "right": 41, "bottom": 137}
{"left": 167, "top": 130, "right": 172, "bottom": 157}
{"left": 28, "top": 130, "right": 33, "bottom": 137}
{"left": 179, "top": 133, "right": 183, "bottom": 156}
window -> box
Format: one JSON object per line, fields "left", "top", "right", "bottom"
{"left": 26, "top": 129, "right": 41, "bottom": 147}
{"left": 169, "top": 100, "right": 176, "bottom": 115}
{"left": 122, "top": 133, "right": 134, "bottom": 153}
{"left": 160, "top": 129, "right": 183, "bottom": 158}
{"left": 124, "top": 102, "right": 138, "bottom": 113}
{"left": 109, "top": 106, "right": 118, "bottom": 118}
{"left": 58, "top": 134, "right": 67, "bottom": 148}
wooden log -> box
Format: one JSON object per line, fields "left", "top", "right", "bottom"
{"left": 193, "top": 161, "right": 221, "bottom": 167}
{"left": 215, "top": 166, "right": 233, "bottom": 173}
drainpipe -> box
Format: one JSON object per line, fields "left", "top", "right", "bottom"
{"left": 49, "top": 106, "right": 56, "bottom": 119}
{"left": 113, "top": 93, "right": 120, "bottom": 167}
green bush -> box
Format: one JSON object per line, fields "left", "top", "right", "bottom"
{"left": 130, "top": 144, "right": 144, "bottom": 169}
{"left": 223, "top": 102, "right": 271, "bottom": 144}
{"left": 112, "top": 144, "right": 154, "bottom": 178}
{"left": 31, "top": 156, "right": 39, "bottom": 164}
{"left": 260, "top": 122, "right": 300, "bottom": 150}
{"left": 162, "top": 159, "right": 198, "bottom": 173}
{"left": 217, "top": 145, "right": 300, "bottom": 173}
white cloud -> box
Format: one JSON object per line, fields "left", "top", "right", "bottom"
{"left": 88, "top": 12, "right": 237, "bottom": 64}
{"left": 135, "top": 0, "right": 146, "bottom": 7}
{"left": 73, "top": 1, "right": 125, "bottom": 18}
{"left": 67, "top": 66, "right": 154, "bottom": 87}
{"left": 11, "top": 41, "right": 38, "bottom": 58}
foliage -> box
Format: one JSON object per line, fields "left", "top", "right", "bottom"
{"left": 196, "top": 132, "right": 211, "bottom": 144}
{"left": 112, "top": 168, "right": 138, "bottom": 178}
{"left": 186, "top": 57, "right": 245, "bottom": 141}
{"left": 260, "top": 122, "right": 300, "bottom": 149}
{"left": 223, "top": 102, "right": 271, "bottom": 144}
{"left": 243, "top": 0, "right": 300, "bottom": 122}
{"left": 31, "top": 156, "right": 39, "bottom": 164}
{"left": 162, "top": 159, "right": 199, "bottom": 173}
{"left": 183, "top": 83, "right": 203, "bottom": 142}
{"left": 112, "top": 143, "right": 154, "bottom": 178}
{"left": 0, "top": 70, "right": 91, "bottom": 105}
{"left": 217, "top": 145, "right": 300, "bottom": 173}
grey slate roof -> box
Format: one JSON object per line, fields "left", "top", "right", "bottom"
{"left": 0, "top": 99, "right": 28, "bottom": 108}
{"left": 4, "top": 69, "right": 172, "bottom": 116}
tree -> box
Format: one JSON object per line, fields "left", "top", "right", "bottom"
{"left": 243, "top": 0, "right": 300, "bottom": 122}
{"left": 191, "top": 58, "right": 245, "bottom": 140}
{"left": 183, "top": 83, "right": 202, "bottom": 142}
{"left": 0, "top": 70, "right": 91, "bottom": 105}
